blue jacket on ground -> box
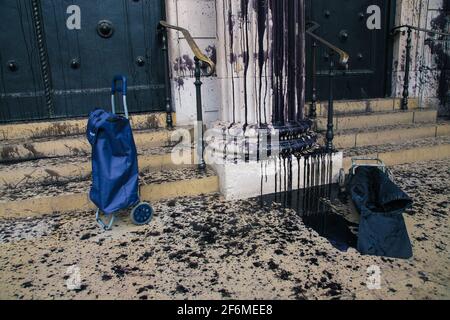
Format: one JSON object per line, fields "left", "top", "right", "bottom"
{"left": 86, "top": 109, "right": 139, "bottom": 215}
{"left": 347, "top": 166, "right": 413, "bottom": 259}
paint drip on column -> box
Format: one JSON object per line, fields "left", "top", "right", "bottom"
{"left": 211, "top": 0, "right": 354, "bottom": 249}
{"left": 220, "top": 0, "right": 306, "bottom": 126}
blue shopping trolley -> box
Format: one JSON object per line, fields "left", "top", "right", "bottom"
{"left": 86, "top": 75, "right": 153, "bottom": 230}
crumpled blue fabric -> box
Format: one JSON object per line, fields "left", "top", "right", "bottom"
{"left": 347, "top": 166, "right": 413, "bottom": 259}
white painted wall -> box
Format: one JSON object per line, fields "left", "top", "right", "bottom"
{"left": 208, "top": 152, "right": 344, "bottom": 201}
{"left": 165, "top": 0, "right": 449, "bottom": 126}
{"left": 165, "top": 0, "right": 220, "bottom": 126}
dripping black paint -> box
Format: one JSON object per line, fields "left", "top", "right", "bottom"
{"left": 223, "top": 1, "right": 352, "bottom": 248}
{"left": 259, "top": 150, "right": 357, "bottom": 251}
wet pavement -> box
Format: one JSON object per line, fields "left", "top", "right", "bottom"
{"left": 0, "top": 159, "right": 449, "bottom": 300}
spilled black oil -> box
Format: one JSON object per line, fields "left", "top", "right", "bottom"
{"left": 259, "top": 185, "right": 357, "bottom": 252}
{"left": 222, "top": 1, "right": 355, "bottom": 250}
{"left": 258, "top": 151, "right": 357, "bottom": 252}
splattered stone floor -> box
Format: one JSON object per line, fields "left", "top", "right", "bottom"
{"left": 0, "top": 159, "right": 448, "bottom": 300}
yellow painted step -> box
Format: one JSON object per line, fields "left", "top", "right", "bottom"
{"left": 0, "top": 112, "right": 175, "bottom": 141}
{"left": 0, "top": 170, "right": 219, "bottom": 219}
{"left": 334, "top": 123, "right": 450, "bottom": 149}
{"left": 0, "top": 127, "right": 193, "bottom": 162}
{"left": 0, "top": 147, "right": 196, "bottom": 187}
{"left": 342, "top": 139, "right": 450, "bottom": 171}
{"left": 312, "top": 98, "right": 420, "bottom": 116}
{"left": 317, "top": 109, "right": 437, "bottom": 131}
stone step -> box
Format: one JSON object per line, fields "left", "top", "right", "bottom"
{"left": 0, "top": 166, "right": 219, "bottom": 219}
{"left": 0, "top": 112, "right": 174, "bottom": 141}
{"left": 317, "top": 109, "right": 437, "bottom": 131}
{"left": 0, "top": 126, "right": 193, "bottom": 162}
{"left": 311, "top": 97, "right": 420, "bottom": 117}
{"left": 334, "top": 122, "right": 450, "bottom": 149}
{"left": 342, "top": 136, "right": 450, "bottom": 171}
{"left": 0, "top": 145, "right": 195, "bottom": 187}
{"left": 2, "top": 136, "right": 448, "bottom": 219}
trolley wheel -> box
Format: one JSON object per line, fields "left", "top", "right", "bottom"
{"left": 130, "top": 202, "right": 153, "bottom": 225}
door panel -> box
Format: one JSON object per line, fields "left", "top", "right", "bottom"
{"left": 0, "top": 0, "right": 166, "bottom": 123}
{"left": 0, "top": 0, "right": 47, "bottom": 122}
{"left": 306, "top": 0, "right": 393, "bottom": 101}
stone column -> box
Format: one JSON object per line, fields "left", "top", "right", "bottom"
{"left": 215, "top": 0, "right": 306, "bottom": 127}
{"left": 207, "top": 0, "right": 343, "bottom": 200}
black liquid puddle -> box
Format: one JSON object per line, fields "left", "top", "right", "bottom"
{"left": 259, "top": 184, "right": 357, "bottom": 252}
{"left": 226, "top": 1, "right": 357, "bottom": 252}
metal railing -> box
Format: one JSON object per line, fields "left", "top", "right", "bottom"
{"left": 158, "top": 21, "right": 216, "bottom": 170}
{"left": 306, "top": 21, "right": 349, "bottom": 152}
{"left": 158, "top": 19, "right": 348, "bottom": 159}
{"left": 391, "top": 24, "right": 450, "bottom": 110}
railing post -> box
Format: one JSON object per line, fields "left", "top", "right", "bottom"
{"left": 161, "top": 29, "right": 173, "bottom": 128}
{"left": 309, "top": 41, "right": 318, "bottom": 119}
{"left": 326, "top": 52, "right": 335, "bottom": 152}
{"left": 194, "top": 56, "right": 206, "bottom": 171}
{"left": 401, "top": 27, "right": 412, "bottom": 110}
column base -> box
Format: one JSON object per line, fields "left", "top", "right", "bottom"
{"left": 205, "top": 122, "right": 342, "bottom": 200}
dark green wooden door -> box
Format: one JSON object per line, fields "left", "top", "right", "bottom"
{"left": 306, "top": 0, "right": 394, "bottom": 101}
{"left": 0, "top": 0, "right": 166, "bottom": 123}
{"left": 0, "top": 0, "right": 48, "bottom": 122}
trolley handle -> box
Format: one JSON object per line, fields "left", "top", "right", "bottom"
{"left": 350, "top": 157, "right": 387, "bottom": 175}
{"left": 111, "top": 75, "right": 129, "bottom": 119}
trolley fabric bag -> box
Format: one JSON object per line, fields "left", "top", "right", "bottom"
{"left": 347, "top": 166, "right": 413, "bottom": 259}
{"left": 87, "top": 108, "right": 139, "bottom": 215}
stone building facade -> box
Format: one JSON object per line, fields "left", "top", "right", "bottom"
{"left": 165, "top": 0, "right": 449, "bottom": 126}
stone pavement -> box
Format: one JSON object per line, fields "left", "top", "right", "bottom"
{"left": 0, "top": 159, "right": 448, "bottom": 300}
